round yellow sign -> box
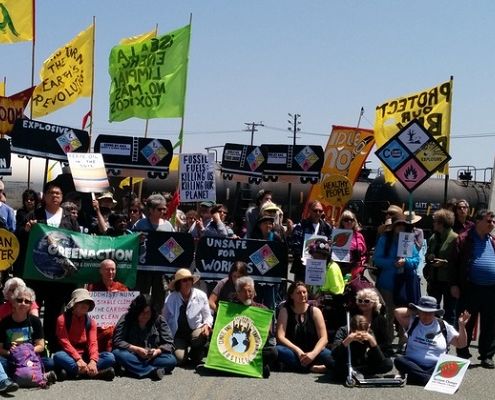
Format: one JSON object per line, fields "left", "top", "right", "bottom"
{"left": 319, "top": 174, "right": 353, "bottom": 207}
{"left": 0, "top": 229, "right": 20, "bottom": 271}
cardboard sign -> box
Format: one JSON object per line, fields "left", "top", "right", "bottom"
{"left": 89, "top": 291, "right": 139, "bottom": 328}
{"left": 305, "top": 258, "right": 326, "bottom": 286}
{"left": 179, "top": 153, "right": 216, "bottom": 202}
{"left": 67, "top": 153, "right": 110, "bottom": 193}
{"left": 0, "top": 229, "right": 19, "bottom": 270}
{"left": 424, "top": 354, "right": 470, "bottom": 395}
{"left": 397, "top": 232, "right": 415, "bottom": 258}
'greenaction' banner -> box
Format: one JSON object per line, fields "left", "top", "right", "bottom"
{"left": 108, "top": 24, "right": 191, "bottom": 122}
{"left": 24, "top": 224, "right": 140, "bottom": 287}
{"left": 205, "top": 301, "right": 272, "bottom": 378}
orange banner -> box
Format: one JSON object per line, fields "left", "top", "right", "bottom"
{"left": 0, "top": 86, "right": 35, "bottom": 135}
{"left": 304, "top": 125, "right": 374, "bottom": 218}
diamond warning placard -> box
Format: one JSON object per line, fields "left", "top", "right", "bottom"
{"left": 415, "top": 141, "right": 450, "bottom": 173}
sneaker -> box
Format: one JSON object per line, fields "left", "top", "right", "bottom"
{"left": 262, "top": 365, "right": 270, "bottom": 379}
{"left": 150, "top": 368, "right": 166, "bottom": 381}
{"left": 0, "top": 378, "right": 19, "bottom": 393}
{"left": 45, "top": 370, "right": 58, "bottom": 384}
{"left": 480, "top": 358, "right": 495, "bottom": 369}
{"left": 57, "top": 369, "right": 68, "bottom": 382}
{"left": 96, "top": 367, "right": 116, "bottom": 381}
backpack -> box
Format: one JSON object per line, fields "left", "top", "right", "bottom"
{"left": 407, "top": 316, "right": 449, "bottom": 351}
{"left": 10, "top": 343, "right": 47, "bottom": 388}
{"left": 64, "top": 310, "right": 91, "bottom": 334}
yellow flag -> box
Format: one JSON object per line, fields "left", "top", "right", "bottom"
{"left": 119, "top": 29, "right": 156, "bottom": 45}
{"left": 0, "top": 0, "right": 33, "bottom": 43}
{"left": 374, "top": 79, "right": 453, "bottom": 183}
{"left": 0, "top": 81, "right": 4, "bottom": 96}
{"left": 31, "top": 24, "right": 94, "bottom": 117}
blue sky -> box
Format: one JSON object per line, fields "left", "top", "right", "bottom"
{"left": 2, "top": 0, "right": 495, "bottom": 182}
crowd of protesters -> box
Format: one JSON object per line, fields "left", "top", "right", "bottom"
{"left": 0, "top": 180, "right": 492, "bottom": 394}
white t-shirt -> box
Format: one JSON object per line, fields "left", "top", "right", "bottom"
{"left": 45, "top": 209, "right": 63, "bottom": 228}
{"left": 405, "top": 317, "right": 458, "bottom": 368}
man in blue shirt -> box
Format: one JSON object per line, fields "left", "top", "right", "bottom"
{"left": 451, "top": 209, "right": 495, "bottom": 368}
{"left": 0, "top": 181, "right": 15, "bottom": 232}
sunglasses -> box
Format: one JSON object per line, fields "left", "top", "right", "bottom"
{"left": 357, "top": 299, "right": 373, "bottom": 304}
{"left": 16, "top": 298, "right": 32, "bottom": 305}
{"left": 312, "top": 209, "right": 324, "bottom": 213}
{"left": 130, "top": 209, "right": 140, "bottom": 213}
{"left": 342, "top": 218, "right": 354, "bottom": 223}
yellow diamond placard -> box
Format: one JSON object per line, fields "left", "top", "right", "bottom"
{"left": 415, "top": 141, "right": 449, "bottom": 173}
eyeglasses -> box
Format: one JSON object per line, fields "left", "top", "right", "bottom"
{"left": 342, "top": 218, "right": 354, "bottom": 223}
{"left": 130, "top": 209, "right": 140, "bottom": 213}
{"left": 357, "top": 299, "right": 373, "bottom": 304}
{"left": 312, "top": 209, "right": 324, "bottom": 213}
{"left": 16, "top": 298, "right": 32, "bottom": 305}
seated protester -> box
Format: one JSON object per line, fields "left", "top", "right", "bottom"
{"left": 276, "top": 281, "right": 334, "bottom": 373}
{"left": 332, "top": 290, "right": 394, "bottom": 380}
{"left": 0, "top": 287, "right": 56, "bottom": 385}
{"left": 394, "top": 296, "right": 470, "bottom": 385}
{"left": 53, "top": 289, "right": 116, "bottom": 380}
{"left": 163, "top": 269, "right": 213, "bottom": 366}
{"left": 87, "top": 259, "right": 129, "bottom": 352}
{"left": 0, "top": 278, "right": 39, "bottom": 320}
{"left": 203, "top": 204, "right": 236, "bottom": 238}
{"left": 105, "top": 213, "right": 132, "bottom": 237}
{"left": 208, "top": 261, "right": 248, "bottom": 313}
{"left": 112, "top": 294, "right": 176, "bottom": 380}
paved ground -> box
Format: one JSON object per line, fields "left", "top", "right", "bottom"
{"left": 16, "top": 347, "right": 493, "bottom": 400}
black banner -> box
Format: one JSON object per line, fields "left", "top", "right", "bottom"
{"left": 0, "top": 139, "right": 11, "bottom": 176}
{"left": 10, "top": 119, "right": 89, "bottom": 161}
{"left": 94, "top": 134, "right": 173, "bottom": 179}
{"left": 220, "top": 143, "right": 264, "bottom": 184}
{"left": 138, "top": 231, "right": 194, "bottom": 273}
{"left": 195, "top": 237, "right": 288, "bottom": 283}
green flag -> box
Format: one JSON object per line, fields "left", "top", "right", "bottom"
{"left": 24, "top": 224, "right": 140, "bottom": 287}
{"left": 205, "top": 301, "right": 273, "bottom": 378}
{"left": 109, "top": 24, "right": 191, "bottom": 122}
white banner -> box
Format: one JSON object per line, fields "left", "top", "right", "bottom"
{"left": 88, "top": 291, "right": 139, "bottom": 328}
{"left": 179, "top": 153, "right": 216, "bottom": 202}
{"left": 67, "top": 152, "right": 109, "bottom": 193}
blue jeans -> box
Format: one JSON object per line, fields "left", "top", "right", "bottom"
{"left": 394, "top": 356, "right": 434, "bottom": 386}
{"left": 276, "top": 345, "right": 334, "bottom": 372}
{"left": 113, "top": 349, "right": 176, "bottom": 378}
{"left": 53, "top": 351, "right": 115, "bottom": 378}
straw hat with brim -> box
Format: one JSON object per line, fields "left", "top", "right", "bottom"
{"left": 383, "top": 205, "right": 403, "bottom": 215}
{"left": 260, "top": 202, "right": 281, "bottom": 213}
{"left": 66, "top": 288, "right": 95, "bottom": 312}
{"left": 391, "top": 218, "right": 411, "bottom": 227}
{"left": 404, "top": 211, "right": 422, "bottom": 224}
{"left": 168, "top": 268, "right": 200, "bottom": 290}
{"left": 97, "top": 192, "right": 117, "bottom": 205}
{"left": 408, "top": 296, "right": 444, "bottom": 316}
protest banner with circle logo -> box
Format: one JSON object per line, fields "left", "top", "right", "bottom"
{"left": 0, "top": 229, "right": 19, "bottom": 270}
{"left": 319, "top": 174, "right": 353, "bottom": 207}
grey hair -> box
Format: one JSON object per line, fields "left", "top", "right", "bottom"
{"left": 235, "top": 276, "right": 255, "bottom": 293}
{"left": 12, "top": 286, "right": 36, "bottom": 303}
{"left": 145, "top": 194, "right": 166, "bottom": 212}
{"left": 3, "top": 277, "right": 26, "bottom": 299}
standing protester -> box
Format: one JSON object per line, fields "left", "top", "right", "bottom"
{"left": 0, "top": 181, "right": 15, "bottom": 232}
{"left": 132, "top": 194, "right": 174, "bottom": 313}
{"left": 451, "top": 210, "right": 495, "bottom": 368}
{"left": 289, "top": 201, "right": 332, "bottom": 282}
{"left": 336, "top": 210, "right": 367, "bottom": 278}
{"left": 21, "top": 182, "right": 80, "bottom": 352}
{"left": 245, "top": 190, "right": 273, "bottom": 238}
{"left": 453, "top": 199, "right": 475, "bottom": 235}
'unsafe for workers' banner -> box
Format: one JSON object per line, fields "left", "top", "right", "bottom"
{"left": 374, "top": 79, "right": 453, "bottom": 183}
{"left": 0, "top": 0, "right": 33, "bottom": 44}
{"left": 205, "top": 301, "right": 273, "bottom": 378}
{"left": 32, "top": 24, "right": 94, "bottom": 117}
{"left": 108, "top": 24, "right": 190, "bottom": 122}
{"left": 24, "top": 224, "right": 139, "bottom": 287}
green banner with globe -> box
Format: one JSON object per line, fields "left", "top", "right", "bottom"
{"left": 24, "top": 224, "right": 139, "bottom": 287}
{"left": 205, "top": 301, "right": 273, "bottom": 378}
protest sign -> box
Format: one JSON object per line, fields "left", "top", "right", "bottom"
{"left": 331, "top": 229, "right": 353, "bottom": 263}
{"left": 195, "top": 237, "right": 288, "bottom": 284}
{"left": 397, "top": 232, "right": 415, "bottom": 258}
{"left": 24, "top": 224, "right": 139, "bottom": 287}
{"left": 67, "top": 152, "right": 110, "bottom": 193}
{"left": 301, "top": 234, "right": 328, "bottom": 266}
{"left": 179, "top": 153, "right": 216, "bottom": 202}
{"left": 89, "top": 291, "right": 139, "bottom": 328}
{"left": 0, "top": 139, "right": 12, "bottom": 175}
{"left": 205, "top": 301, "right": 272, "bottom": 378}
{"left": 305, "top": 259, "right": 326, "bottom": 286}
{"left": 424, "top": 354, "right": 470, "bottom": 395}
{"left": 221, "top": 143, "right": 264, "bottom": 184}
{"left": 0, "top": 229, "right": 19, "bottom": 270}
{"left": 137, "top": 231, "right": 194, "bottom": 273}
{"left": 0, "top": 87, "right": 35, "bottom": 135}
{"left": 11, "top": 118, "right": 89, "bottom": 161}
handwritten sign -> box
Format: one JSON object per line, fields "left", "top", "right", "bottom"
{"left": 305, "top": 259, "right": 326, "bottom": 286}
{"left": 88, "top": 291, "right": 139, "bottom": 328}
{"left": 67, "top": 152, "right": 109, "bottom": 193}
{"left": 319, "top": 174, "right": 352, "bottom": 207}
{"left": 397, "top": 232, "right": 415, "bottom": 258}
{"left": 179, "top": 153, "right": 216, "bottom": 202}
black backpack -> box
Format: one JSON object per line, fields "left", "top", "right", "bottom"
{"left": 407, "top": 316, "right": 449, "bottom": 351}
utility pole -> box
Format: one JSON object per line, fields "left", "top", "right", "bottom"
{"left": 244, "top": 122, "right": 264, "bottom": 145}
{"left": 287, "top": 113, "right": 301, "bottom": 145}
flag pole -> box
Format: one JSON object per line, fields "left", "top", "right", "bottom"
{"left": 178, "top": 14, "right": 192, "bottom": 154}
{"left": 28, "top": 0, "right": 37, "bottom": 189}
{"left": 443, "top": 75, "right": 454, "bottom": 205}
{"left": 88, "top": 16, "right": 96, "bottom": 150}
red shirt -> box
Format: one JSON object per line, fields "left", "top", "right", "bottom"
{"left": 0, "top": 301, "right": 39, "bottom": 321}
{"left": 56, "top": 313, "right": 99, "bottom": 362}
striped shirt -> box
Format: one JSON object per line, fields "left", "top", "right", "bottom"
{"left": 469, "top": 233, "right": 495, "bottom": 285}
